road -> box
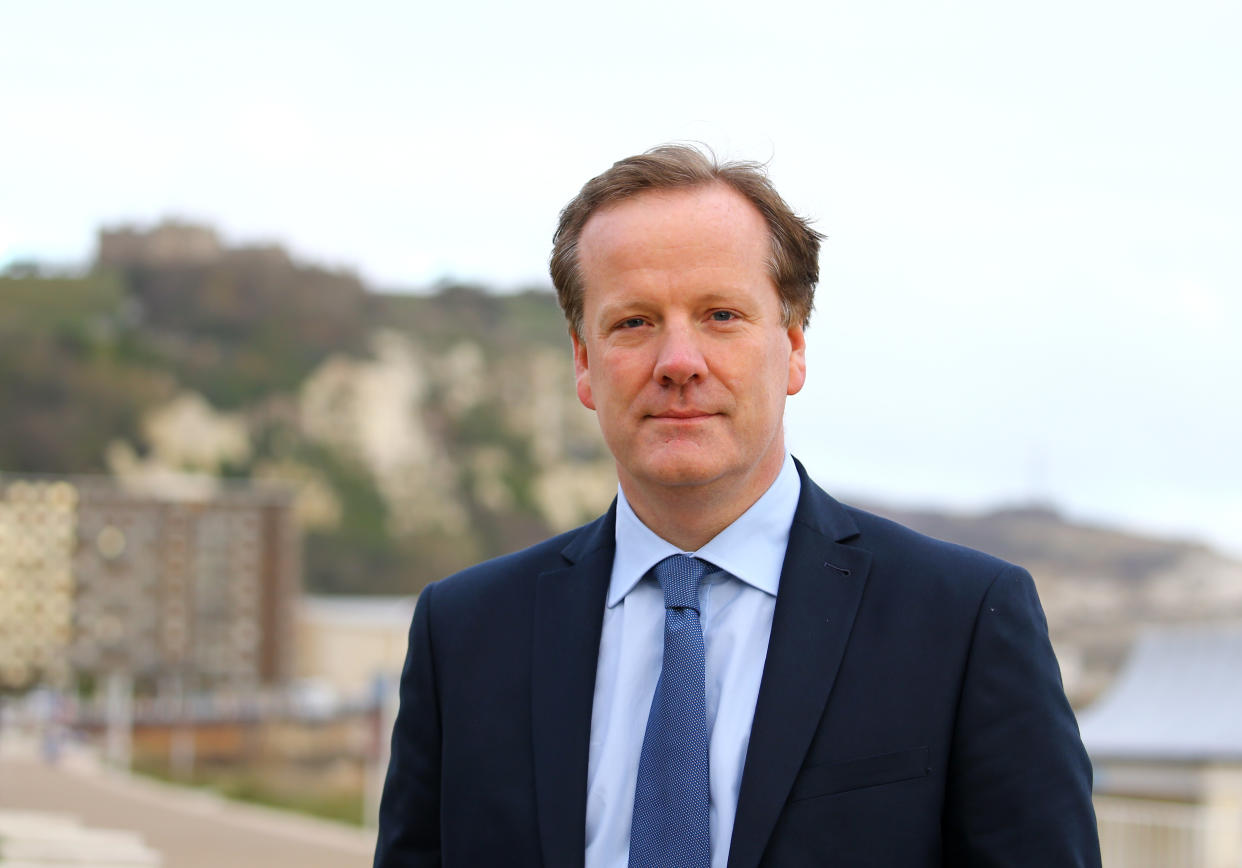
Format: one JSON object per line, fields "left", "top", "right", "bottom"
{"left": 0, "top": 742, "right": 375, "bottom": 868}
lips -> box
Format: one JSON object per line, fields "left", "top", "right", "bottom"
{"left": 647, "top": 410, "right": 717, "bottom": 420}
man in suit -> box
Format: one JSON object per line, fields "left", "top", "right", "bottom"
{"left": 374, "top": 145, "right": 1100, "bottom": 867}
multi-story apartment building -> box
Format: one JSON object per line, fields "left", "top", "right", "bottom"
{"left": 0, "top": 474, "right": 298, "bottom": 692}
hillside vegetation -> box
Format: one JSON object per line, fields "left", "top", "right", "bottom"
{"left": 1, "top": 224, "right": 613, "bottom": 594}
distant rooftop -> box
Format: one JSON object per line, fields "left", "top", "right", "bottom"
{"left": 1078, "top": 623, "right": 1242, "bottom": 761}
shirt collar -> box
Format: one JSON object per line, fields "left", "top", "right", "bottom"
{"left": 608, "top": 452, "right": 802, "bottom": 608}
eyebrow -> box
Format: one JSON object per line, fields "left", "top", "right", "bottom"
{"left": 594, "top": 290, "right": 751, "bottom": 321}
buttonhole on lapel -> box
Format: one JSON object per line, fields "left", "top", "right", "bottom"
{"left": 824, "top": 561, "right": 851, "bottom": 576}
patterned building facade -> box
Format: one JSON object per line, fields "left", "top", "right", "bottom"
{"left": 0, "top": 475, "right": 299, "bottom": 692}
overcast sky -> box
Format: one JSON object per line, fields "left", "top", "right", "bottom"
{"left": 3, "top": 0, "right": 1239, "bottom": 554}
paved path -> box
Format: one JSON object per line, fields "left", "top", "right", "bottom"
{"left": 0, "top": 743, "right": 375, "bottom": 868}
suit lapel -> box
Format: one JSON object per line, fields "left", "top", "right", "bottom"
{"left": 727, "top": 471, "right": 873, "bottom": 868}
{"left": 531, "top": 507, "right": 615, "bottom": 868}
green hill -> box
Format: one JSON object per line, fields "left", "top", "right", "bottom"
{"left": 1, "top": 225, "right": 613, "bottom": 594}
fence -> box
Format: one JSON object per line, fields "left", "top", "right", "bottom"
{"left": 1096, "top": 796, "right": 1214, "bottom": 868}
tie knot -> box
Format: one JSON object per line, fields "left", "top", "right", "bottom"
{"left": 653, "top": 554, "right": 707, "bottom": 612}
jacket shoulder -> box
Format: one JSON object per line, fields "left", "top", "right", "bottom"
{"left": 827, "top": 498, "right": 1027, "bottom": 610}
{"left": 847, "top": 504, "right": 1015, "bottom": 572}
{"left": 793, "top": 460, "right": 1019, "bottom": 593}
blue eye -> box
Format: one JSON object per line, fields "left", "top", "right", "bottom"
{"left": 620, "top": 317, "right": 646, "bottom": 329}
{"left": 710, "top": 310, "right": 736, "bottom": 321}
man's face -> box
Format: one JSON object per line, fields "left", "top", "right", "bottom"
{"left": 571, "top": 182, "right": 807, "bottom": 503}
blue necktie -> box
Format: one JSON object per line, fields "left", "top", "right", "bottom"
{"left": 629, "top": 554, "right": 711, "bottom": 868}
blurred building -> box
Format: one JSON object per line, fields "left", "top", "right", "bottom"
{"left": 97, "top": 220, "right": 224, "bottom": 268}
{"left": 295, "top": 595, "right": 415, "bottom": 700}
{"left": 0, "top": 474, "right": 299, "bottom": 693}
{"left": 1079, "top": 625, "right": 1242, "bottom": 868}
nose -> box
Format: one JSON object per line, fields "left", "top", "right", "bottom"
{"left": 652, "top": 321, "right": 708, "bottom": 387}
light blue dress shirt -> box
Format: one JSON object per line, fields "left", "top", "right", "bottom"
{"left": 585, "top": 453, "right": 802, "bottom": 868}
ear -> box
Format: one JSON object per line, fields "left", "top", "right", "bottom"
{"left": 786, "top": 324, "right": 807, "bottom": 396}
{"left": 571, "top": 327, "right": 596, "bottom": 410}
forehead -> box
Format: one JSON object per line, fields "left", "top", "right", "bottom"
{"left": 577, "top": 183, "right": 772, "bottom": 284}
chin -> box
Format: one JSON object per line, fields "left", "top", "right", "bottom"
{"left": 631, "top": 452, "right": 734, "bottom": 490}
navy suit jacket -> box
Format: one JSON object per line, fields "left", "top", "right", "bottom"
{"left": 375, "top": 462, "right": 1100, "bottom": 867}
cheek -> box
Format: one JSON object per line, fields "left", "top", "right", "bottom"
{"left": 734, "top": 351, "right": 794, "bottom": 419}
{"left": 723, "top": 345, "right": 786, "bottom": 392}
{"left": 597, "top": 350, "right": 651, "bottom": 395}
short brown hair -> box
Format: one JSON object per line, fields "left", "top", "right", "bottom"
{"left": 550, "top": 144, "right": 823, "bottom": 338}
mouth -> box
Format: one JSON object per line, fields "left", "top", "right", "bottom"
{"left": 647, "top": 410, "right": 718, "bottom": 421}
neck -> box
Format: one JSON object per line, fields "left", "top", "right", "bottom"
{"left": 620, "top": 451, "right": 786, "bottom": 551}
